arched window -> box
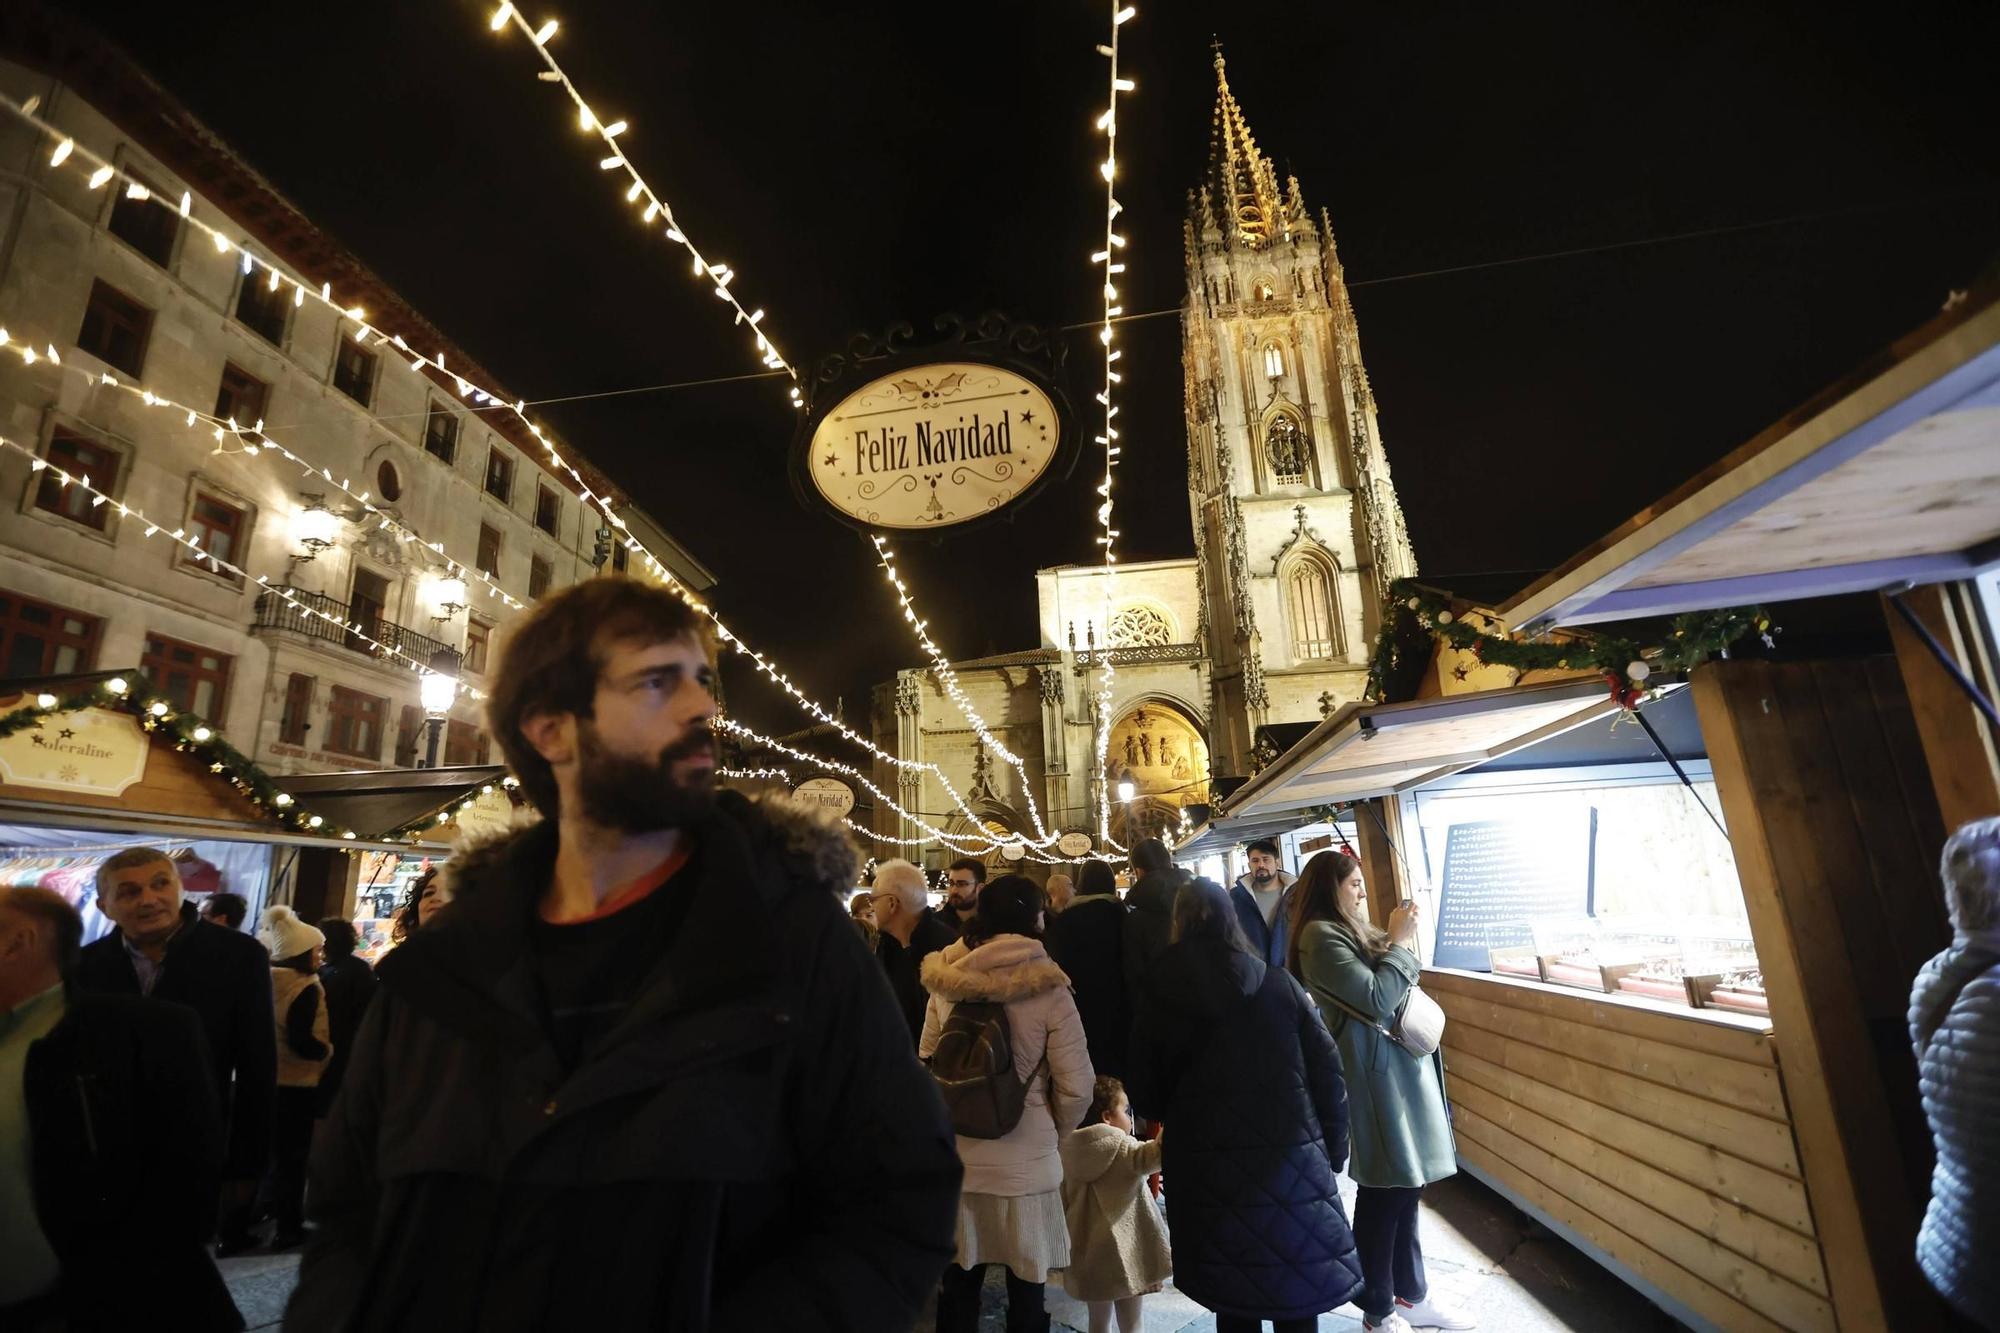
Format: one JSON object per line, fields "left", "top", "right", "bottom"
{"left": 1266, "top": 413, "right": 1308, "bottom": 486}
{"left": 1285, "top": 553, "right": 1342, "bottom": 660}
{"left": 1263, "top": 342, "right": 1285, "bottom": 379}
{"left": 1108, "top": 604, "right": 1173, "bottom": 647}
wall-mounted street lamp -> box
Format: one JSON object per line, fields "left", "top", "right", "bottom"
{"left": 427, "top": 573, "right": 469, "bottom": 623}
{"left": 1117, "top": 778, "right": 1137, "bottom": 802}
{"left": 290, "top": 495, "right": 341, "bottom": 563}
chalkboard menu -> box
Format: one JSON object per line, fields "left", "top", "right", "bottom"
{"left": 1430, "top": 810, "right": 1597, "bottom": 972}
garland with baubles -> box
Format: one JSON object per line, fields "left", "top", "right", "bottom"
{"left": 0, "top": 676, "right": 361, "bottom": 840}
{"left": 1365, "top": 579, "right": 1775, "bottom": 707}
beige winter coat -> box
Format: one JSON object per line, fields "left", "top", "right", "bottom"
{"left": 1058, "top": 1123, "right": 1172, "bottom": 1302}
{"left": 920, "top": 934, "right": 1094, "bottom": 1196}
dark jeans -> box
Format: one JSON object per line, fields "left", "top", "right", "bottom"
{"left": 1215, "top": 1318, "right": 1316, "bottom": 1333}
{"left": 936, "top": 1263, "right": 1048, "bottom": 1333}
{"left": 267, "top": 1086, "right": 318, "bottom": 1235}
{"left": 1354, "top": 1184, "right": 1428, "bottom": 1323}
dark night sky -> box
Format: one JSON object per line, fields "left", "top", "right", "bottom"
{"left": 70, "top": 0, "right": 2000, "bottom": 729}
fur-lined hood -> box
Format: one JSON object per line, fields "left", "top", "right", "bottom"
{"left": 921, "top": 934, "right": 1070, "bottom": 1003}
{"left": 445, "top": 788, "right": 857, "bottom": 904}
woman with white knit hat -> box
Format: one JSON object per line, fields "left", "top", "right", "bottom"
{"left": 259, "top": 904, "right": 330, "bottom": 1249}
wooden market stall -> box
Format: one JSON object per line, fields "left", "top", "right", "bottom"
{"left": 1179, "top": 284, "right": 2000, "bottom": 1333}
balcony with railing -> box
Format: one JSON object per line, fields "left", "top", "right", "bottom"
{"left": 252, "top": 587, "right": 459, "bottom": 670}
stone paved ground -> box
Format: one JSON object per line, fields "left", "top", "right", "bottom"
{"left": 222, "top": 1174, "right": 1687, "bottom": 1332}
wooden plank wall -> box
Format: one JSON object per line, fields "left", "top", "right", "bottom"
{"left": 1428, "top": 970, "right": 1834, "bottom": 1333}
{"left": 1695, "top": 658, "right": 1954, "bottom": 1333}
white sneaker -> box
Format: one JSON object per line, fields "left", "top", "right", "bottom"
{"left": 1362, "top": 1315, "right": 1415, "bottom": 1333}
{"left": 1399, "top": 1293, "right": 1477, "bottom": 1329}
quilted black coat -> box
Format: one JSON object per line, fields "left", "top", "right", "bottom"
{"left": 1128, "top": 936, "right": 1362, "bottom": 1322}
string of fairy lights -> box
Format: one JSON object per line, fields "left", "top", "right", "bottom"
{"left": 870, "top": 535, "right": 1061, "bottom": 848}
{"left": 3, "top": 93, "right": 1005, "bottom": 832}
{"left": 481, "top": 5, "right": 800, "bottom": 406}
{"left": 8, "top": 13, "right": 1157, "bottom": 865}
{"left": 6, "top": 325, "right": 528, "bottom": 619}
{"left": 1090, "top": 1, "right": 1139, "bottom": 851}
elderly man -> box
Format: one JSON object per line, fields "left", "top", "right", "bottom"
{"left": 1044, "top": 872, "right": 1075, "bottom": 915}
{"left": 870, "top": 858, "right": 959, "bottom": 1042}
{"left": 0, "top": 886, "right": 240, "bottom": 1330}
{"left": 1911, "top": 817, "right": 2000, "bottom": 1329}
{"left": 74, "top": 848, "right": 275, "bottom": 1254}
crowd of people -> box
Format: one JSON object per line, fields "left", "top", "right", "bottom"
{"left": 0, "top": 573, "right": 1994, "bottom": 1332}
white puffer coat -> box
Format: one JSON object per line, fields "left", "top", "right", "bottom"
{"left": 920, "top": 934, "right": 1094, "bottom": 1196}
{"left": 1910, "top": 930, "right": 2000, "bottom": 1328}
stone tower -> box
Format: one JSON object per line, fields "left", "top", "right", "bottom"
{"left": 1183, "top": 46, "right": 1418, "bottom": 778}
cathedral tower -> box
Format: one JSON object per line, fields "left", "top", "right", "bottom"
{"left": 1183, "top": 46, "right": 1418, "bottom": 777}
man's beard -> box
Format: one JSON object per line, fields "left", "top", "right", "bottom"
{"left": 1252, "top": 867, "right": 1276, "bottom": 885}
{"left": 575, "top": 721, "right": 715, "bottom": 832}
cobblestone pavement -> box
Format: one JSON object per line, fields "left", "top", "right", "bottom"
{"left": 221, "top": 1173, "right": 1686, "bottom": 1332}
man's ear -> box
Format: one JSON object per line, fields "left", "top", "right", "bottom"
{"left": 518, "top": 710, "right": 576, "bottom": 767}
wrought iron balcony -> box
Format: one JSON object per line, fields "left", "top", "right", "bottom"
{"left": 253, "top": 587, "right": 458, "bottom": 669}
{"left": 1074, "top": 641, "right": 1205, "bottom": 671}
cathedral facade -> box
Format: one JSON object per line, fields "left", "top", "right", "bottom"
{"left": 863, "top": 52, "right": 1417, "bottom": 871}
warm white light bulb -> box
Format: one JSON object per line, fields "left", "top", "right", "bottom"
{"left": 490, "top": 3, "right": 513, "bottom": 29}
{"left": 532, "top": 18, "right": 557, "bottom": 44}
{"left": 192, "top": 725, "right": 213, "bottom": 742}
{"left": 35, "top": 693, "right": 55, "bottom": 709}
{"left": 50, "top": 139, "right": 73, "bottom": 167}
{"left": 87, "top": 165, "right": 113, "bottom": 189}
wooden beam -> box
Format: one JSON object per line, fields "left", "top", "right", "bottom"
{"left": 1884, "top": 581, "right": 2000, "bottom": 829}
{"left": 1352, "top": 796, "right": 1404, "bottom": 935}
{"left": 1693, "top": 660, "right": 1940, "bottom": 1333}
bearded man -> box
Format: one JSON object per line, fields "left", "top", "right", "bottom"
{"left": 1228, "top": 837, "right": 1299, "bottom": 968}
{"left": 288, "top": 579, "right": 960, "bottom": 1332}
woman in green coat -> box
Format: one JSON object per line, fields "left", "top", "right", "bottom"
{"left": 1289, "top": 851, "right": 1471, "bottom": 1333}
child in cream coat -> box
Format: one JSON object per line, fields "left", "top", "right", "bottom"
{"left": 1058, "top": 1076, "right": 1172, "bottom": 1333}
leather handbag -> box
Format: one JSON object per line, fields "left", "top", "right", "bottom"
{"left": 1320, "top": 974, "right": 1446, "bottom": 1059}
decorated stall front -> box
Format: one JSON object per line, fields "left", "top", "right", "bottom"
{"left": 1184, "top": 285, "right": 1999, "bottom": 1333}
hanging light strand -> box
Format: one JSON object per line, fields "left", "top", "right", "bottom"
{"left": 871, "top": 534, "right": 1062, "bottom": 847}
{"left": 0, "top": 432, "right": 486, "bottom": 699}
{"left": 4, "top": 334, "right": 528, "bottom": 611}
{"left": 0, "top": 97, "right": 981, "bottom": 810}
{"left": 484, "top": 7, "right": 802, "bottom": 407}
{"left": 1090, "top": 1, "right": 1137, "bottom": 850}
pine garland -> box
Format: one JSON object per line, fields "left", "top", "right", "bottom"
{"left": 0, "top": 678, "right": 364, "bottom": 840}
{"left": 1364, "top": 579, "right": 1773, "bottom": 706}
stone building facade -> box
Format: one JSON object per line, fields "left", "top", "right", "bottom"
{"left": 0, "top": 36, "right": 711, "bottom": 780}
{"left": 866, "top": 51, "right": 1417, "bottom": 872}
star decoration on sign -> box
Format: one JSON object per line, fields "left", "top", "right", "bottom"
{"left": 58, "top": 728, "right": 74, "bottom": 739}
{"left": 1021, "top": 410, "right": 1035, "bottom": 424}
{"left": 823, "top": 453, "right": 837, "bottom": 467}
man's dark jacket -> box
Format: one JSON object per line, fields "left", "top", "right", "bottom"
{"left": 74, "top": 902, "right": 275, "bottom": 1178}
{"left": 315, "top": 952, "right": 377, "bottom": 1115}
{"left": 876, "top": 907, "right": 958, "bottom": 1043}
{"left": 286, "top": 791, "right": 962, "bottom": 1332}
{"left": 1045, "top": 893, "right": 1131, "bottom": 1080}
{"left": 1121, "top": 870, "right": 1188, "bottom": 1010}
{"left": 1128, "top": 938, "right": 1361, "bottom": 1321}
{"left": 1229, "top": 871, "right": 1298, "bottom": 969}
{"left": 26, "top": 991, "right": 243, "bottom": 1331}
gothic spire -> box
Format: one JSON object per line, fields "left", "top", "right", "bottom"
{"left": 1205, "top": 44, "right": 1286, "bottom": 247}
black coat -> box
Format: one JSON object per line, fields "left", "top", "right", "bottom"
{"left": 876, "top": 907, "right": 958, "bottom": 1044}
{"left": 1128, "top": 938, "right": 1362, "bottom": 1322}
{"left": 286, "top": 791, "right": 962, "bottom": 1333}
{"left": 26, "top": 992, "right": 243, "bottom": 1331}
{"left": 315, "top": 952, "right": 377, "bottom": 1113}
{"left": 1044, "top": 893, "right": 1131, "bottom": 1080}
{"left": 1121, "top": 871, "right": 1186, "bottom": 1015}
{"left": 74, "top": 902, "right": 275, "bottom": 1178}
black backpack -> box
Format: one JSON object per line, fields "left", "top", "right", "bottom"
{"left": 928, "top": 1000, "right": 1039, "bottom": 1139}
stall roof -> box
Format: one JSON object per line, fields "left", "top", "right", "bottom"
{"left": 1505, "top": 289, "right": 2000, "bottom": 629}
{"left": 274, "top": 766, "right": 507, "bottom": 839}
{"left": 1178, "top": 678, "right": 1647, "bottom": 856}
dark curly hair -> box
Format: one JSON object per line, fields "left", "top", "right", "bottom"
{"left": 963, "top": 874, "right": 1046, "bottom": 948}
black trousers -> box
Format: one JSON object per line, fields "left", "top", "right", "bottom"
{"left": 1353, "top": 1184, "right": 1428, "bottom": 1323}
{"left": 936, "top": 1263, "right": 1048, "bottom": 1333}
{"left": 1215, "top": 1317, "right": 1316, "bottom": 1333}
{"left": 267, "top": 1086, "right": 319, "bottom": 1234}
